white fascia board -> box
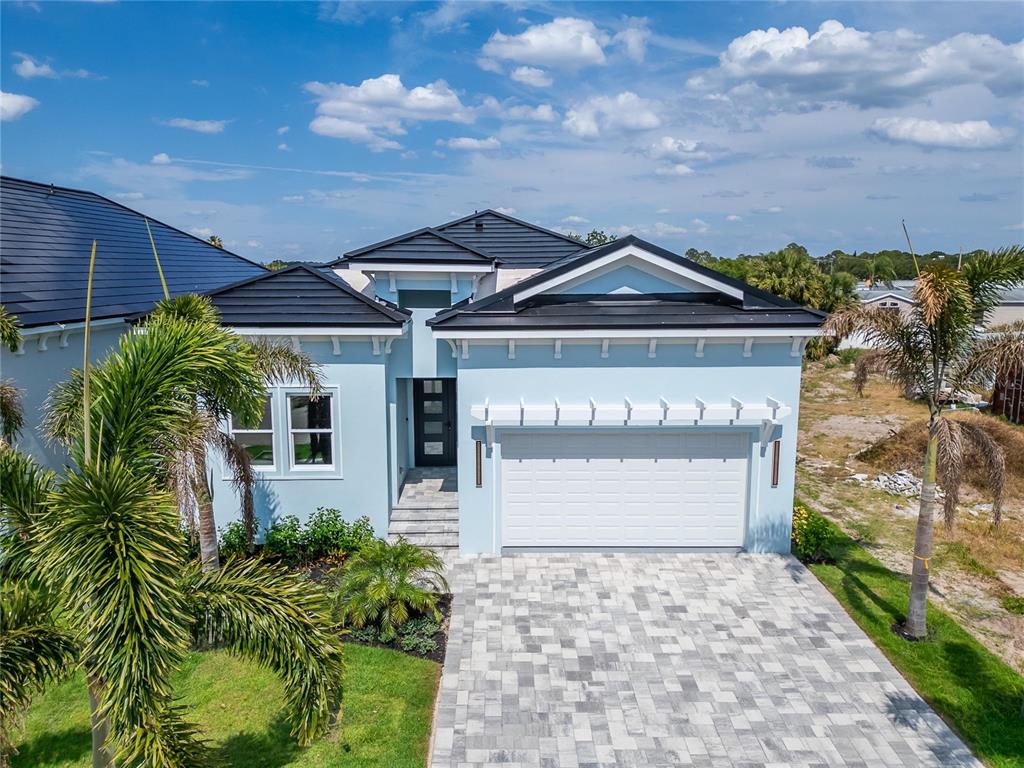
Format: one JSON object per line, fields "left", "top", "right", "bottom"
{"left": 18, "top": 317, "right": 128, "bottom": 337}
{"left": 431, "top": 327, "right": 822, "bottom": 340}
{"left": 513, "top": 244, "right": 743, "bottom": 304}
{"left": 226, "top": 326, "right": 406, "bottom": 337}
{"left": 347, "top": 263, "right": 493, "bottom": 274}
{"left": 861, "top": 292, "right": 915, "bottom": 304}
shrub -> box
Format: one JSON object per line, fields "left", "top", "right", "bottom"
{"left": 1001, "top": 595, "right": 1024, "bottom": 616}
{"left": 264, "top": 515, "right": 304, "bottom": 565}
{"left": 218, "top": 520, "right": 250, "bottom": 559}
{"left": 305, "top": 508, "right": 375, "bottom": 559}
{"left": 791, "top": 502, "right": 838, "bottom": 563}
{"left": 331, "top": 539, "right": 448, "bottom": 642}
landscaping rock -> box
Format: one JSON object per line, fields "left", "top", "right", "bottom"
{"left": 871, "top": 469, "right": 922, "bottom": 497}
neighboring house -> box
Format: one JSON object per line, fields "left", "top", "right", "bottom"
{"left": 206, "top": 211, "right": 825, "bottom": 554}
{"left": 0, "top": 176, "right": 266, "bottom": 466}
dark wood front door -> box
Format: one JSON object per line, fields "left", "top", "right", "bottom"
{"left": 414, "top": 378, "right": 456, "bottom": 466}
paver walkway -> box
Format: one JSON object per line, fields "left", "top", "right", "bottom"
{"left": 431, "top": 553, "right": 978, "bottom": 768}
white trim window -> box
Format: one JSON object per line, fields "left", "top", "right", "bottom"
{"left": 287, "top": 393, "right": 335, "bottom": 470}
{"left": 231, "top": 394, "right": 276, "bottom": 469}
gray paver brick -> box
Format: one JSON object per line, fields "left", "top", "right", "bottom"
{"left": 430, "top": 553, "right": 980, "bottom": 768}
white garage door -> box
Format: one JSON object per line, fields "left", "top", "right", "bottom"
{"left": 501, "top": 431, "right": 748, "bottom": 548}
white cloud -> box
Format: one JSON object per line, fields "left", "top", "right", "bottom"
{"left": 563, "top": 91, "right": 660, "bottom": 138}
{"left": 868, "top": 117, "right": 1011, "bottom": 150}
{"left": 692, "top": 20, "right": 1024, "bottom": 110}
{"left": 0, "top": 91, "right": 38, "bottom": 121}
{"left": 190, "top": 226, "right": 214, "bottom": 239}
{"left": 510, "top": 66, "right": 553, "bottom": 88}
{"left": 304, "top": 73, "right": 472, "bottom": 151}
{"left": 726, "top": 214, "right": 743, "bottom": 222}
{"left": 282, "top": 194, "right": 304, "bottom": 203}
{"left": 14, "top": 52, "right": 98, "bottom": 80}
{"left": 191, "top": 79, "right": 210, "bottom": 87}
{"left": 277, "top": 143, "right": 291, "bottom": 151}
{"left": 505, "top": 103, "right": 557, "bottom": 122}
{"left": 562, "top": 215, "right": 589, "bottom": 225}
{"left": 654, "top": 163, "right": 694, "bottom": 177}
{"left": 277, "top": 125, "right": 290, "bottom": 135}
{"left": 482, "top": 17, "right": 609, "bottom": 68}
{"left": 494, "top": 206, "right": 516, "bottom": 215}
{"left": 439, "top": 136, "right": 501, "bottom": 151}
{"left": 645, "top": 136, "right": 714, "bottom": 164}
{"left": 419, "top": 0, "right": 476, "bottom": 32}
{"left": 753, "top": 205, "right": 784, "bottom": 214}
{"left": 164, "top": 117, "right": 229, "bottom": 134}
{"left": 652, "top": 222, "right": 687, "bottom": 236}
{"left": 614, "top": 20, "right": 650, "bottom": 63}
{"left": 247, "top": 239, "right": 263, "bottom": 248}
{"left": 114, "top": 191, "right": 145, "bottom": 201}
{"left": 690, "top": 217, "right": 709, "bottom": 233}
{"left": 476, "top": 57, "right": 504, "bottom": 74}
{"left": 151, "top": 152, "right": 172, "bottom": 164}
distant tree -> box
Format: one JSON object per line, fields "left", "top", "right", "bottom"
{"left": 568, "top": 229, "right": 617, "bottom": 247}
{"left": 864, "top": 254, "right": 897, "bottom": 288}
{"left": 207, "top": 235, "right": 224, "bottom": 249}
{"left": 265, "top": 259, "right": 292, "bottom": 270}
{"left": 685, "top": 247, "right": 712, "bottom": 262}
{"left": 747, "top": 246, "right": 827, "bottom": 307}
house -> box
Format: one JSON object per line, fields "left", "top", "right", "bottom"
{"left": 1, "top": 177, "right": 825, "bottom": 556}
{"left": 205, "top": 211, "right": 825, "bottom": 554}
{"left": 0, "top": 176, "right": 266, "bottom": 467}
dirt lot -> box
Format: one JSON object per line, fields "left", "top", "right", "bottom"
{"left": 797, "top": 359, "right": 1024, "bottom": 673}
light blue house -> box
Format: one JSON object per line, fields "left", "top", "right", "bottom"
{"left": 1, "top": 177, "right": 825, "bottom": 555}
{"left": 204, "top": 212, "right": 825, "bottom": 554}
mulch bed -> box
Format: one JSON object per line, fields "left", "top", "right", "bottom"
{"left": 342, "top": 594, "right": 452, "bottom": 664}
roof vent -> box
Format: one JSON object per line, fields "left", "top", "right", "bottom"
{"left": 474, "top": 219, "right": 484, "bottom": 232}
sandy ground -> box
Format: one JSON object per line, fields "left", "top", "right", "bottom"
{"left": 797, "top": 360, "right": 1024, "bottom": 673}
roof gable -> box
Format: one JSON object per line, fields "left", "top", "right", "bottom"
{"left": 0, "top": 176, "right": 265, "bottom": 327}
{"left": 436, "top": 210, "right": 586, "bottom": 268}
{"left": 206, "top": 265, "right": 408, "bottom": 328}
{"left": 339, "top": 228, "right": 493, "bottom": 266}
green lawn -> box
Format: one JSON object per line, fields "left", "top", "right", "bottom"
{"left": 808, "top": 519, "right": 1024, "bottom": 768}
{"left": 12, "top": 644, "right": 439, "bottom": 768}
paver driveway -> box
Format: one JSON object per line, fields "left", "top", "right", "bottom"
{"left": 430, "top": 553, "right": 978, "bottom": 768}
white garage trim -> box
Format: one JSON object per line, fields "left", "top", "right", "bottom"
{"left": 499, "top": 429, "right": 750, "bottom": 550}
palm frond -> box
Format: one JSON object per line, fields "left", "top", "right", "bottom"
{"left": 181, "top": 558, "right": 345, "bottom": 746}
{"left": 960, "top": 245, "right": 1024, "bottom": 320}
{"left": 957, "top": 420, "right": 1005, "bottom": 527}
{"left": 0, "top": 446, "right": 55, "bottom": 578}
{"left": 947, "top": 321, "right": 1024, "bottom": 396}
{"left": 914, "top": 264, "right": 973, "bottom": 328}
{"left": 249, "top": 339, "right": 324, "bottom": 395}
{"left": 0, "top": 380, "right": 24, "bottom": 443}
{"left": 0, "top": 305, "right": 22, "bottom": 353}
{"left": 852, "top": 349, "right": 888, "bottom": 397}
{"left": 0, "top": 583, "right": 78, "bottom": 758}
{"left": 214, "top": 431, "right": 257, "bottom": 547}
{"left": 933, "top": 417, "right": 964, "bottom": 529}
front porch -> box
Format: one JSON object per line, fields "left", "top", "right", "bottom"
{"left": 388, "top": 467, "right": 459, "bottom": 554}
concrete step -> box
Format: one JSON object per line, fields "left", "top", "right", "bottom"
{"left": 390, "top": 507, "right": 459, "bottom": 523}
{"left": 388, "top": 531, "right": 459, "bottom": 548}
{"left": 389, "top": 519, "right": 459, "bottom": 534}
{"left": 392, "top": 499, "right": 459, "bottom": 510}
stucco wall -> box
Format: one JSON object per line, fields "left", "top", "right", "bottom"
{"left": 210, "top": 338, "right": 393, "bottom": 539}
{"left": 453, "top": 339, "right": 804, "bottom": 554}
{"left": 1, "top": 322, "right": 127, "bottom": 470}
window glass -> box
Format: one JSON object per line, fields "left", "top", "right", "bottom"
{"left": 423, "top": 400, "right": 443, "bottom": 415}
{"left": 288, "top": 394, "right": 334, "bottom": 468}
{"left": 232, "top": 395, "right": 274, "bottom": 466}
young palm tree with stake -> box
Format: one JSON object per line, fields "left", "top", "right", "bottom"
{"left": 825, "top": 245, "right": 1024, "bottom": 639}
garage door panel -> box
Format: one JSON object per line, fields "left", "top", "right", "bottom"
{"left": 501, "top": 431, "right": 748, "bottom": 548}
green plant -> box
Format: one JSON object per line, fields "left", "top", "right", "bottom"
{"left": 836, "top": 347, "right": 864, "bottom": 366}
{"left": 305, "top": 509, "right": 375, "bottom": 560}
{"left": 791, "top": 502, "right": 838, "bottom": 563}
{"left": 1000, "top": 595, "right": 1024, "bottom": 616}
{"left": 826, "top": 246, "right": 1024, "bottom": 637}
{"left": 219, "top": 520, "right": 251, "bottom": 560}
{"left": 331, "top": 539, "right": 448, "bottom": 642}
{"left": 399, "top": 634, "right": 438, "bottom": 656}
{"left": 264, "top": 515, "right": 304, "bottom": 564}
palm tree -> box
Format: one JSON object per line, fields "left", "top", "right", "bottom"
{"left": 207, "top": 234, "right": 224, "bottom": 249}
{"left": 46, "top": 295, "right": 322, "bottom": 570}
{"left": 747, "top": 246, "right": 828, "bottom": 308}
{"left": 863, "top": 253, "right": 897, "bottom": 288}
{"left": 1, "top": 307, "right": 344, "bottom": 767}
{"left": 0, "top": 307, "right": 24, "bottom": 444}
{"left": 826, "top": 246, "right": 1024, "bottom": 639}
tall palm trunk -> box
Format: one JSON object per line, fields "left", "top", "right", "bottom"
{"left": 88, "top": 675, "right": 115, "bottom": 768}
{"left": 906, "top": 420, "right": 939, "bottom": 638}
{"left": 194, "top": 451, "right": 220, "bottom": 573}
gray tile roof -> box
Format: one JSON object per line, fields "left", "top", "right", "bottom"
{"left": 430, "top": 235, "right": 826, "bottom": 332}
{"left": 206, "top": 264, "right": 408, "bottom": 328}
{"left": 334, "top": 209, "right": 586, "bottom": 269}
{"left": 1, "top": 176, "right": 266, "bottom": 327}
{"left": 343, "top": 228, "right": 492, "bottom": 264}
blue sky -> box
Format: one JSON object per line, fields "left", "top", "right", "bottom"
{"left": 2, "top": 1, "right": 1022, "bottom": 264}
